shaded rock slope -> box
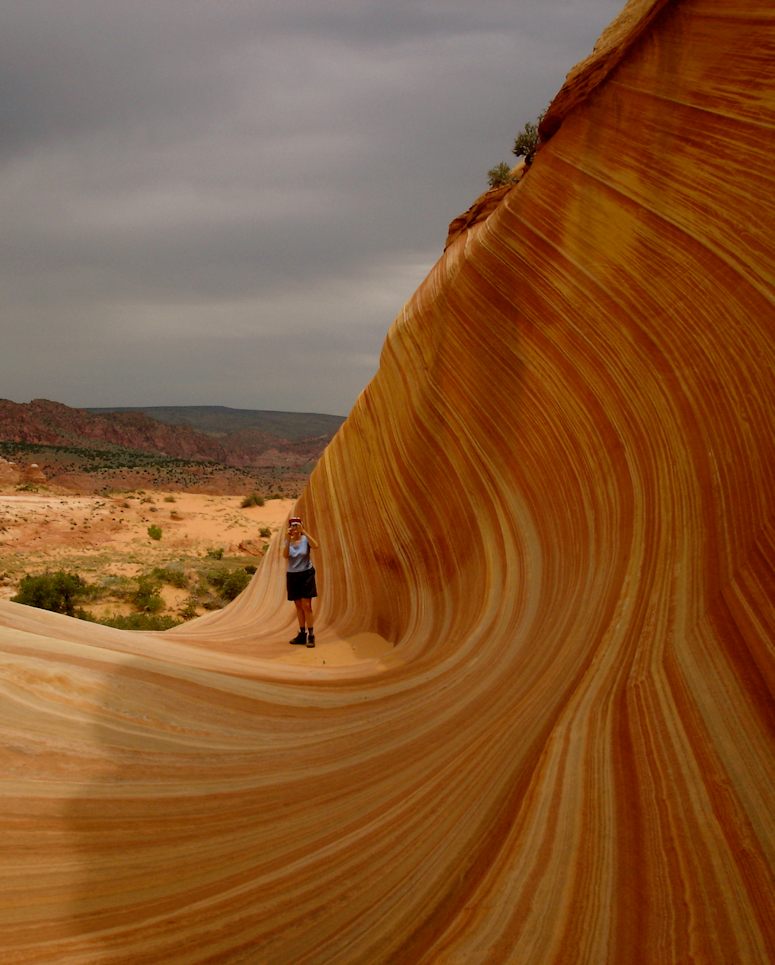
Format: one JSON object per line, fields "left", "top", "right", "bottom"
{"left": 1, "top": 0, "right": 773, "bottom": 961}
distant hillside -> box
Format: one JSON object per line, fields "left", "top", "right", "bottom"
{"left": 0, "top": 400, "right": 344, "bottom": 493}
{"left": 89, "top": 406, "right": 345, "bottom": 442}
{"left": 0, "top": 399, "right": 226, "bottom": 462}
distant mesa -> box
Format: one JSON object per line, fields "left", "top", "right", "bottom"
{"left": 0, "top": 399, "right": 345, "bottom": 492}
{"left": 87, "top": 404, "right": 346, "bottom": 444}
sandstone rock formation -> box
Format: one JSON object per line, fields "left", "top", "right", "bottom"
{"left": 0, "top": 0, "right": 773, "bottom": 961}
{"left": 0, "top": 458, "right": 45, "bottom": 487}
{"left": 18, "top": 463, "right": 47, "bottom": 486}
{"left": 0, "top": 457, "right": 19, "bottom": 486}
{"left": 444, "top": 160, "right": 525, "bottom": 249}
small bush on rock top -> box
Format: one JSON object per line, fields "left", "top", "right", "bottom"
{"left": 512, "top": 118, "right": 541, "bottom": 165}
{"left": 486, "top": 111, "right": 545, "bottom": 187}
{"left": 487, "top": 162, "right": 515, "bottom": 188}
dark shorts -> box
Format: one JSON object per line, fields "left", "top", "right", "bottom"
{"left": 286, "top": 566, "right": 317, "bottom": 601}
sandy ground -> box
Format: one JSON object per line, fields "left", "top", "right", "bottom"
{"left": 274, "top": 631, "right": 397, "bottom": 669}
{"left": 0, "top": 491, "right": 295, "bottom": 598}
{"left": 0, "top": 490, "right": 395, "bottom": 667}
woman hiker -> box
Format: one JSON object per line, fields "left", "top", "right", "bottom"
{"left": 283, "top": 516, "right": 318, "bottom": 647}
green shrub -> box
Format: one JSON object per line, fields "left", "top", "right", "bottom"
{"left": 93, "top": 573, "right": 133, "bottom": 597}
{"left": 147, "top": 524, "right": 163, "bottom": 541}
{"left": 179, "top": 597, "right": 199, "bottom": 620}
{"left": 241, "top": 492, "right": 265, "bottom": 508}
{"left": 133, "top": 577, "right": 164, "bottom": 613}
{"left": 206, "top": 547, "right": 224, "bottom": 560}
{"left": 486, "top": 112, "right": 545, "bottom": 187}
{"left": 259, "top": 526, "right": 272, "bottom": 538}
{"left": 150, "top": 566, "right": 188, "bottom": 589}
{"left": 512, "top": 113, "right": 546, "bottom": 167}
{"left": 12, "top": 571, "right": 91, "bottom": 616}
{"left": 98, "top": 613, "right": 181, "bottom": 631}
{"left": 512, "top": 119, "right": 540, "bottom": 163}
{"left": 487, "top": 162, "right": 515, "bottom": 188}
{"left": 207, "top": 567, "right": 251, "bottom": 602}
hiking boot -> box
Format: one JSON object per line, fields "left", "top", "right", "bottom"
{"left": 289, "top": 629, "right": 307, "bottom": 645}
{"left": 306, "top": 629, "right": 315, "bottom": 648}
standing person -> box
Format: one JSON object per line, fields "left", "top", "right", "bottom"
{"left": 283, "top": 516, "right": 318, "bottom": 647}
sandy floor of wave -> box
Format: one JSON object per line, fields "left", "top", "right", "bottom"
{"left": 262, "top": 630, "right": 393, "bottom": 665}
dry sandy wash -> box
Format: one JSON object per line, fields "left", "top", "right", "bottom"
{"left": 0, "top": 493, "right": 295, "bottom": 570}
{"left": 1, "top": 0, "right": 774, "bottom": 961}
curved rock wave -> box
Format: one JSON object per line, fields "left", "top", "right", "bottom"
{"left": 1, "top": 0, "right": 773, "bottom": 960}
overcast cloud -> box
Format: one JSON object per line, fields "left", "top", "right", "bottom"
{"left": 1, "top": 0, "right": 620, "bottom": 416}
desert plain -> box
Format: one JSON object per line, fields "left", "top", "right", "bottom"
{"left": 0, "top": 489, "right": 292, "bottom": 612}
{"left": 0, "top": 488, "right": 392, "bottom": 667}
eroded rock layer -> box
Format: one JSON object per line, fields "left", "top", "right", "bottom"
{"left": 1, "top": 0, "right": 773, "bottom": 961}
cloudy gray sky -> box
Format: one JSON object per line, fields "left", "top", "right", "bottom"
{"left": 2, "top": 0, "right": 619, "bottom": 416}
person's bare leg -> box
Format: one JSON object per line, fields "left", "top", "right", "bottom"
{"left": 289, "top": 600, "right": 307, "bottom": 644}
{"left": 303, "top": 599, "right": 315, "bottom": 646}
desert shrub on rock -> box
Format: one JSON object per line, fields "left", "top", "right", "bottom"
{"left": 486, "top": 112, "right": 545, "bottom": 186}
{"left": 487, "top": 162, "right": 515, "bottom": 188}
{"left": 512, "top": 118, "right": 541, "bottom": 165}
{"left": 147, "top": 524, "right": 162, "bottom": 541}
